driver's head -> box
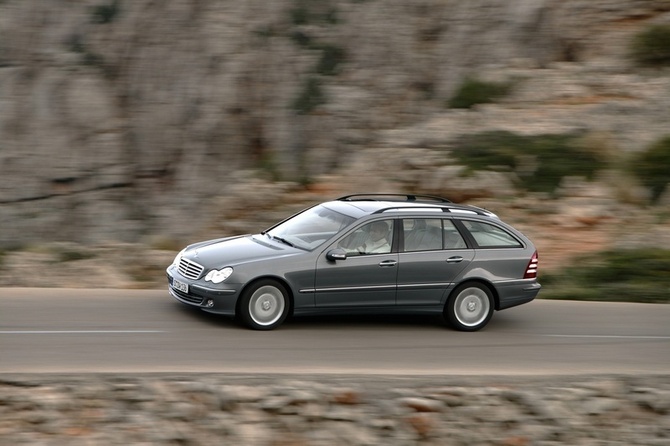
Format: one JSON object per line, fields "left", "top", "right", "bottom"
{"left": 369, "top": 221, "right": 389, "bottom": 241}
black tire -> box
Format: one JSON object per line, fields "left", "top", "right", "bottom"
{"left": 239, "top": 279, "right": 290, "bottom": 330}
{"left": 445, "top": 282, "right": 494, "bottom": 331}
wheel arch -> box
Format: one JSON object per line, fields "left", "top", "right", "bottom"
{"left": 235, "top": 275, "right": 296, "bottom": 317}
{"left": 448, "top": 278, "right": 500, "bottom": 311}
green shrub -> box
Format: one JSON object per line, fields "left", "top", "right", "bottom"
{"left": 290, "top": 0, "right": 339, "bottom": 25}
{"left": 67, "top": 34, "right": 85, "bottom": 53}
{"left": 253, "top": 26, "right": 276, "bottom": 40}
{"left": 258, "top": 152, "right": 281, "bottom": 181}
{"left": 541, "top": 249, "right": 670, "bottom": 303}
{"left": 630, "top": 24, "right": 670, "bottom": 66}
{"left": 315, "top": 43, "right": 346, "bottom": 76}
{"left": 58, "top": 250, "right": 94, "bottom": 262}
{"left": 292, "top": 76, "right": 325, "bottom": 115}
{"left": 449, "top": 131, "right": 606, "bottom": 194}
{"left": 290, "top": 2, "right": 310, "bottom": 25}
{"left": 321, "top": 7, "right": 339, "bottom": 25}
{"left": 289, "top": 30, "right": 312, "bottom": 47}
{"left": 29, "top": 243, "right": 96, "bottom": 263}
{"left": 631, "top": 135, "right": 670, "bottom": 203}
{"left": 91, "top": 1, "right": 120, "bottom": 24}
{"left": 448, "top": 78, "right": 512, "bottom": 109}
{"left": 82, "top": 51, "right": 105, "bottom": 68}
{"left": 55, "top": 247, "right": 95, "bottom": 263}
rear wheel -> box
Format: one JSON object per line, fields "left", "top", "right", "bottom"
{"left": 239, "top": 279, "right": 289, "bottom": 330}
{"left": 445, "top": 282, "right": 494, "bottom": 331}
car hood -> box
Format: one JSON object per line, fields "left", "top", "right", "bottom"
{"left": 184, "top": 234, "right": 300, "bottom": 267}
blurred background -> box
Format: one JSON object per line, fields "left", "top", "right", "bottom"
{"left": 0, "top": 0, "right": 669, "bottom": 298}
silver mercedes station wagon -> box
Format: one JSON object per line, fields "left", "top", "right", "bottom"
{"left": 167, "top": 194, "right": 541, "bottom": 331}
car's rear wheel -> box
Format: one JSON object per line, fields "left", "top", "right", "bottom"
{"left": 445, "top": 282, "right": 494, "bottom": 331}
{"left": 240, "top": 279, "right": 289, "bottom": 330}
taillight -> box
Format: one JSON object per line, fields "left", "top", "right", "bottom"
{"left": 524, "top": 251, "right": 538, "bottom": 279}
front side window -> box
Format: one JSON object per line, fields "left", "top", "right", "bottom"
{"left": 338, "top": 220, "right": 394, "bottom": 256}
{"left": 267, "top": 205, "right": 355, "bottom": 250}
{"left": 460, "top": 220, "right": 522, "bottom": 248}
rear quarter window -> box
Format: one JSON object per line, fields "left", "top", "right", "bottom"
{"left": 460, "top": 220, "right": 522, "bottom": 248}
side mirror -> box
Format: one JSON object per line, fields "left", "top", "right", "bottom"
{"left": 326, "top": 248, "right": 347, "bottom": 261}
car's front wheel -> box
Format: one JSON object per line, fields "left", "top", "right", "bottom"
{"left": 239, "top": 279, "right": 290, "bottom": 330}
{"left": 445, "top": 282, "right": 494, "bottom": 331}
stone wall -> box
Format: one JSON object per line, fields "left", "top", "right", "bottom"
{"left": 1, "top": 374, "right": 668, "bottom": 445}
{"left": 1, "top": 0, "right": 670, "bottom": 247}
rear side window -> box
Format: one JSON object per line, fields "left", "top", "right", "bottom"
{"left": 460, "top": 220, "right": 522, "bottom": 248}
{"left": 403, "top": 218, "right": 442, "bottom": 252}
{"left": 443, "top": 219, "right": 467, "bottom": 249}
{"left": 402, "top": 219, "right": 469, "bottom": 251}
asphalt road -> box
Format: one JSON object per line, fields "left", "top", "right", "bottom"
{"left": 1, "top": 288, "right": 668, "bottom": 375}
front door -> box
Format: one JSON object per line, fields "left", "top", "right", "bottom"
{"left": 314, "top": 219, "right": 397, "bottom": 307}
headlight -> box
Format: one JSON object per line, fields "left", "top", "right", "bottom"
{"left": 205, "top": 267, "right": 233, "bottom": 284}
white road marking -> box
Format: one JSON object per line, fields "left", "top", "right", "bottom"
{"left": 542, "top": 334, "right": 670, "bottom": 340}
{"left": 0, "top": 330, "right": 164, "bottom": 334}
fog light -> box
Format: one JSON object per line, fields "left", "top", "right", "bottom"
{"left": 206, "top": 299, "right": 214, "bottom": 308}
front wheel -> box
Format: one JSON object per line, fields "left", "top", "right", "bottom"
{"left": 445, "top": 282, "right": 494, "bottom": 331}
{"left": 239, "top": 280, "right": 290, "bottom": 330}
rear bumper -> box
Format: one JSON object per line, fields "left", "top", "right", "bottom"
{"left": 495, "top": 279, "right": 541, "bottom": 310}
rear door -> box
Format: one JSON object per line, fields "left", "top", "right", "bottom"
{"left": 396, "top": 218, "right": 474, "bottom": 306}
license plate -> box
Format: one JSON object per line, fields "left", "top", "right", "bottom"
{"left": 172, "top": 278, "right": 188, "bottom": 293}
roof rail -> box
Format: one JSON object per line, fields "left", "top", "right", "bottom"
{"left": 371, "top": 204, "right": 493, "bottom": 217}
{"left": 337, "top": 193, "right": 452, "bottom": 203}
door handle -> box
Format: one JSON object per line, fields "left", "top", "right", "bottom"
{"left": 446, "top": 256, "right": 464, "bottom": 263}
{"left": 379, "top": 260, "right": 398, "bottom": 267}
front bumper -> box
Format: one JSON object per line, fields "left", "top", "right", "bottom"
{"left": 166, "top": 266, "right": 240, "bottom": 316}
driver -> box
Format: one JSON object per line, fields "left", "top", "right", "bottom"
{"left": 356, "top": 221, "right": 390, "bottom": 254}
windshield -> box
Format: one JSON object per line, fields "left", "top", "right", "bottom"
{"left": 266, "top": 205, "right": 355, "bottom": 250}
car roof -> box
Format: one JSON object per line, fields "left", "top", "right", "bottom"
{"left": 321, "top": 194, "right": 498, "bottom": 219}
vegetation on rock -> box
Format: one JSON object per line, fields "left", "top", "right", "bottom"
{"left": 449, "top": 131, "right": 606, "bottom": 195}
{"left": 292, "top": 76, "right": 326, "bottom": 114}
{"left": 448, "top": 78, "right": 512, "bottom": 109}
{"left": 630, "top": 24, "right": 670, "bottom": 67}
{"left": 540, "top": 248, "right": 670, "bottom": 303}
{"left": 631, "top": 135, "right": 670, "bottom": 204}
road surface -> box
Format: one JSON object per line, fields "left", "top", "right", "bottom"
{"left": 1, "top": 288, "right": 668, "bottom": 374}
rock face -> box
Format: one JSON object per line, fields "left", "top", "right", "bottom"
{"left": 1, "top": 0, "right": 669, "bottom": 247}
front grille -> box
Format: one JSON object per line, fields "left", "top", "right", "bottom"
{"left": 178, "top": 257, "right": 205, "bottom": 280}
{"left": 171, "top": 287, "right": 204, "bottom": 305}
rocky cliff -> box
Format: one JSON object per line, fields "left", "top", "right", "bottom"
{"left": 1, "top": 0, "right": 669, "bottom": 249}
